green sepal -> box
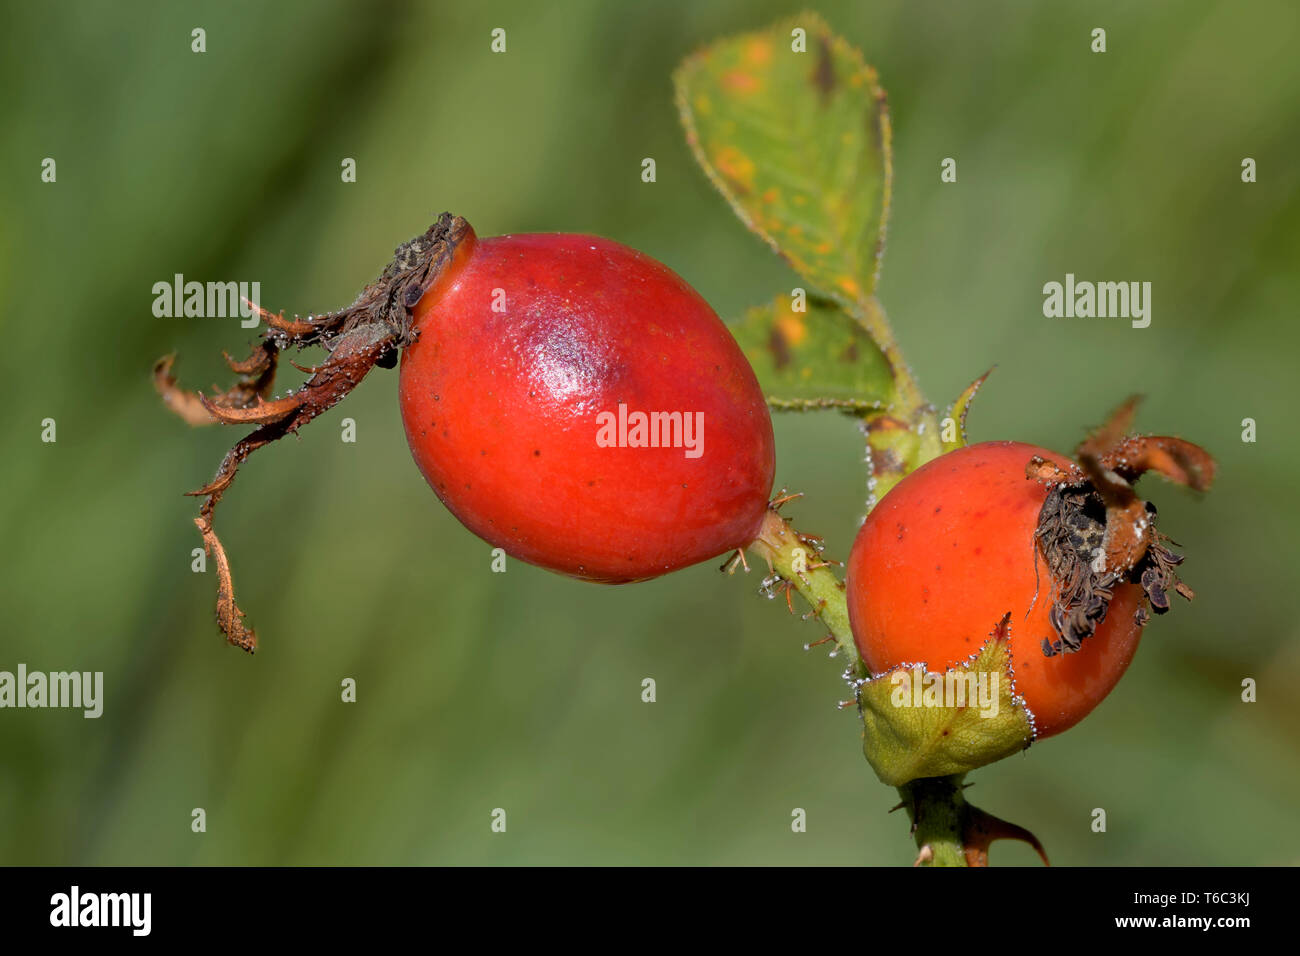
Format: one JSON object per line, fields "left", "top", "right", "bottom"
{"left": 938, "top": 369, "right": 992, "bottom": 453}
{"left": 857, "top": 618, "right": 1034, "bottom": 787}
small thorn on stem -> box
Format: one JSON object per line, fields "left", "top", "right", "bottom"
{"left": 962, "top": 806, "right": 1049, "bottom": 867}
{"left": 720, "top": 549, "right": 749, "bottom": 574}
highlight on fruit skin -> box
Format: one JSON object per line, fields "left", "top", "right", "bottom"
{"left": 155, "top": 214, "right": 776, "bottom": 650}
{"left": 846, "top": 399, "right": 1215, "bottom": 740}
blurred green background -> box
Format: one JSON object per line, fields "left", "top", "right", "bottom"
{"left": 1, "top": 0, "right": 1297, "bottom": 866}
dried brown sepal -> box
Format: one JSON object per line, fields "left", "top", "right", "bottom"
{"left": 1102, "top": 435, "right": 1217, "bottom": 492}
{"left": 158, "top": 213, "right": 473, "bottom": 649}
{"left": 251, "top": 304, "right": 318, "bottom": 336}
{"left": 194, "top": 514, "right": 256, "bottom": 653}
{"left": 153, "top": 340, "right": 283, "bottom": 426}
{"left": 1077, "top": 393, "right": 1141, "bottom": 464}
{"left": 1027, "top": 397, "right": 1216, "bottom": 657}
{"left": 962, "top": 805, "right": 1050, "bottom": 868}
{"left": 154, "top": 354, "right": 220, "bottom": 426}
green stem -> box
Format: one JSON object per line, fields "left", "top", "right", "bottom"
{"left": 899, "top": 775, "right": 970, "bottom": 867}
{"left": 744, "top": 508, "right": 864, "bottom": 680}
{"left": 856, "top": 296, "right": 926, "bottom": 417}
{"left": 855, "top": 298, "right": 943, "bottom": 507}
{"left": 744, "top": 298, "right": 977, "bottom": 867}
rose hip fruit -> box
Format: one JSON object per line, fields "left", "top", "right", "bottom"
{"left": 398, "top": 226, "right": 776, "bottom": 582}
{"left": 846, "top": 431, "right": 1213, "bottom": 739}
{"left": 157, "top": 214, "right": 776, "bottom": 650}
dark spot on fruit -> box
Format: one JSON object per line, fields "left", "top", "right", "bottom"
{"left": 533, "top": 449, "right": 541, "bottom": 457}
{"left": 934, "top": 506, "right": 942, "bottom": 514}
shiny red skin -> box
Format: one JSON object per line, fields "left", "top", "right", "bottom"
{"left": 846, "top": 441, "right": 1144, "bottom": 739}
{"left": 398, "top": 229, "right": 776, "bottom": 582}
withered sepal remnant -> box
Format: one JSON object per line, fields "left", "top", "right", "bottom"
{"left": 1025, "top": 397, "right": 1215, "bottom": 657}
{"left": 154, "top": 214, "right": 473, "bottom": 651}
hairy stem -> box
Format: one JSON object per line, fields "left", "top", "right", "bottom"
{"left": 744, "top": 508, "right": 864, "bottom": 680}
{"left": 745, "top": 297, "right": 1000, "bottom": 867}
{"left": 855, "top": 298, "right": 943, "bottom": 508}
{"left": 856, "top": 296, "right": 925, "bottom": 417}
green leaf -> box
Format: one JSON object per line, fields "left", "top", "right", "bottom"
{"left": 731, "top": 294, "right": 894, "bottom": 411}
{"left": 857, "top": 618, "right": 1034, "bottom": 787}
{"left": 675, "top": 12, "right": 892, "bottom": 310}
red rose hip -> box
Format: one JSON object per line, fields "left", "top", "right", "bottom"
{"left": 846, "top": 434, "right": 1212, "bottom": 739}
{"left": 398, "top": 225, "right": 776, "bottom": 582}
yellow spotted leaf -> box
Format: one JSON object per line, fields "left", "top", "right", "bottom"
{"left": 675, "top": 12, "right": 892, "bottom": 312}
{"left": 731, "top": 295, "right": 894, "bottom": 411}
